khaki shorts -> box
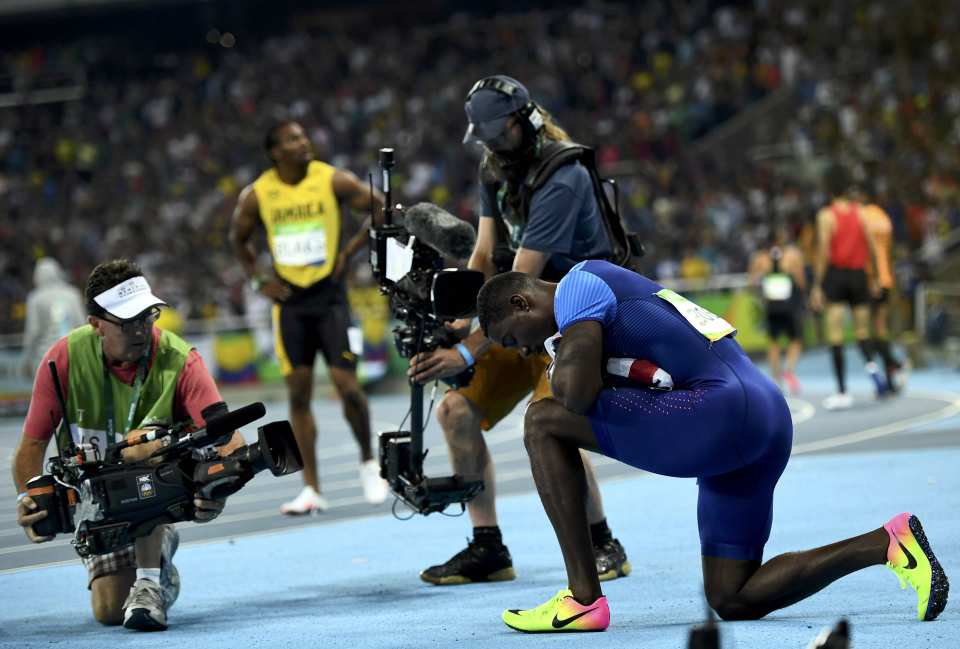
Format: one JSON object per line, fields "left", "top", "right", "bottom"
{"left": 454, "top": 345, "right": 552, "bottom": 431}
{"left": 81, "top": 544, "right": 136, "bottom": 588}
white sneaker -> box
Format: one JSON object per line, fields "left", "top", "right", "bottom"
{"left": 891, "top": 358, "right": 912, "bottom": 392}
{"left": 359, "top": 459, "right": 389, "bottom": 505}
{"left": 123, "top": 578, "right": 168, "bottom": 631}
{"left": 280, "top": 486, "right": 329, "bottom": 515}
{"left": 822, "top": 392, "right": 854, "bottom": 411}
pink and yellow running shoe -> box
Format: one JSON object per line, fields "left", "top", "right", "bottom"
{"left": 884, "top": 512, "right": 949, "bottom": 621}
{"left": 502, "top": 589, "right": 609, "bottom": 633}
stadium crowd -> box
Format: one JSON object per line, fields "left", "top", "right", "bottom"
{"left": 1, "top": 0, "right": 958, "bottom": 333}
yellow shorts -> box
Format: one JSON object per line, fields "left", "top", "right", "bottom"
{"left": 454, "top": 345, "right": 551, "bottom": 431}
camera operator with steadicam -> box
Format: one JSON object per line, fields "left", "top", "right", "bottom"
{"left": 407, "top": 75, "right": 632, "bottom": 586}
{"left": 12, "top": 259, "right": 246, "bottom": 632}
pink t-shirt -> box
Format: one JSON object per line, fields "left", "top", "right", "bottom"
{"left": 23, "top": 327, "right": 224, "bottom": 442}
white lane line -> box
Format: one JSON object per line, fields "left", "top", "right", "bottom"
{"left": 0, "top": 557, "right": 78, "bottom": 575}
{"left": 785, "top": 396, "right": 815, "bottom": 426}
{"left": 792, "top": 390, "right": 960, "bottom": 454}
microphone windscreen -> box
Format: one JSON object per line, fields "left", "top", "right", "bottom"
{"left": 404, "top": 203, "right": 477, "bottom": 262}
{"left": 205, "top": 402, "right": 266, "bottom": 438}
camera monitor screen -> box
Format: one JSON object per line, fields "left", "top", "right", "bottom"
{"left": 432, "top": 270, "right": 485, "bottom": 320}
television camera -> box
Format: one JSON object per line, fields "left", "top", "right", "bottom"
{"left": 26, "top": 362, "right": 303, "bottom": 557}
{"left": 367, "top": 147, "right": 485, "bottom": 515}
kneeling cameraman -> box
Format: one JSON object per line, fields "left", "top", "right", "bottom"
{"left": 12, "top": 259, "right": 245, "bottom": 632}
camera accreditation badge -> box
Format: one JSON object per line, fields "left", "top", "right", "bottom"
{"left": 137, "top": 474, "right": 156, "bottom": 500}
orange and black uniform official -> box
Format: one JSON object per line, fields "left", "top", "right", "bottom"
{"left": 253, "top": 159, "right": 355, "bottom": 374}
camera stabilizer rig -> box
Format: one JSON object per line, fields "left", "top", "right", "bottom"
{"left": 26, "top": 361, "right": 303, "bottom": 556}
{"left": 368, "top": 147, "right": 485, "bottom": 515}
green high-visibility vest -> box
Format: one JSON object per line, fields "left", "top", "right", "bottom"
{"left": 66, "top": 325, "right": 192, "bottom": 449}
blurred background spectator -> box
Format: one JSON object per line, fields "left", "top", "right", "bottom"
{"left": 0, "top": 0, "right": 958, "bottom": 336}
{"left": 18, "top": 256, "right": 86, "bottom": 377}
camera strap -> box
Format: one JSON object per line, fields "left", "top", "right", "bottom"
{"left": 102, "top": 346, "right": 150, "bottom": 442}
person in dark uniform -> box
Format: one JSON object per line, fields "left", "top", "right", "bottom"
{"left": 749, "top": 228, "right": 806, "bottom": 394}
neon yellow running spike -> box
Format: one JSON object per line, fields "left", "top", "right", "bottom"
{"left": 884, "top": 512, "right": 950, "bottom": 621}
{"left": 502, "top": 588, "right": 610, "bottom": 633}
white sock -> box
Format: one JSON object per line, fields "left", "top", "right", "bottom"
{"left": 136, "top": 568, "right": 161, "bottom": 584}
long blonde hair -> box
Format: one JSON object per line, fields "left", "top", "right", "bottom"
{"left": 481, "top": 104, "right": 571, "bottom": 182}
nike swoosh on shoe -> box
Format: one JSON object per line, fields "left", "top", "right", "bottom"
{"left": 552, "top": 607, "right": 597, "bottom": 629}
{"left": 899, "top": 541, "right": 918, "bottom": 570}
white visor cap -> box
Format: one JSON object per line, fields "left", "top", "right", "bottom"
{"left": 92, "top": 276, "right": 167, "bottom": 320}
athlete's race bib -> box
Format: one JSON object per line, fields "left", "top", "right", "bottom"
{"left": 272, "top": 227, "right": 328, "bottom": 267}
{"left": 655, "top": 288, "right": 736, "bottom": 343}
{"left": 761, "top": 273, "right": 793, "bottom": 301}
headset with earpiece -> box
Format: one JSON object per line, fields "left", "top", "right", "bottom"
{"left": 466, "top": 77, "right": 544, "bottom": 132}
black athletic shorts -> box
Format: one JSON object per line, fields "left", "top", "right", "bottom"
{"left": 823, "top": 266, "right": 869, "bottom": 306}
{"left": 766, "top": 309, "right": 803, "bottom": 341}
{"left": 273, "top": 277, "right": 357, "bottom": 375}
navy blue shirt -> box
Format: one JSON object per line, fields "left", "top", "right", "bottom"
{"left": 480, "top": 162, "right": 611, "bottom": 279}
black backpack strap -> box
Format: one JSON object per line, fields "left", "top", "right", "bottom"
{"left": 524, "top": 141, "right": 637, "bottom": 268}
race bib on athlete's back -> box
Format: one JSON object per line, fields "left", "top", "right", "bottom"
{"left": 761, "top": 273, "right": 793, "bottom": 301}
{"left": 655, "top": 288, "right": 736, "bottom": 342}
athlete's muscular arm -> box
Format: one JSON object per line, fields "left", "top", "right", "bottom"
{"left": 811, "top": 208, "right": 833, "bottom": 310}
{"left": 333, "top": 168, "right": 385, "bottom": 220}
{"left": 747, "top": 252, "right": 768, "bottom": 287}
{"left": 229, "top": 185, "right": 291, "bottom": 301}
{"left": 813, "top": 208, "right": 832, "bottom": 288}
{"left": 858, "top": 209, "right": 881, "bottom": 296}
{"left": 332, "top": 169, "right": 386, "bottom": 279}
{"left": 785, "top": 246, "right": 807, "bottom": 292}
{"left": 230, "top": 185, "right": 262, "bottom": 280}
{"left": 551, "top": 321, "right": 604, "bottom": 415}
{"left": 333, "top": 169, "right": 385, "bottom": 254}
